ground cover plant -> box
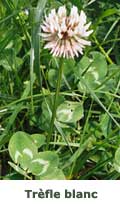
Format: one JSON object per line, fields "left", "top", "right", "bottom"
{"left": 0, "top": 0, "right": 120, "bottom": 180}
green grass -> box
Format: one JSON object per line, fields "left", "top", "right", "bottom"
{"left": 0, "top": 0, "right": 120, "bottom": 180}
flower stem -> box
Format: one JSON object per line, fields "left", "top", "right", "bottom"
{"left": 46, "top": 58, "right": 64, "bottom": 150}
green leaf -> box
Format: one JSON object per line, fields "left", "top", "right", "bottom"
{"left": 8, "top": 162, "right": 27, "bottom": 177}
{"left": 76, "top": 51, "right": 108, "bottom": 92}
{"left": 36, "top": 168, "right": 66, "bottom": 180}
{"left": 76, "top": 55, "right": 91, "bottom": 75}
{"left": 113, "top": 162, "right": 120, "bottom": 173}
{"left": 114, "top": 148, "right": 120, "bottom": 166}
{"left": 8, "top": 131, "right": 37, "bottom": 170}
{"left": 31, "top": 134, "right": 46, "bottom": 148}
{"left": 101, "top": 8, "right": 118, "bottom": 19}
{"left": 113, "top": 147, "right": 120, "bottom": 173}
{"left": 28, "top": 151, "right": 59, "bottom": 176}
{"left": 90, "top": 51, "right": 107, "bottom": 78}
{"left": 56, "top": 101, "right": 84, "bottom": 123}
{"left": 39, "top": 96, "right": 64, "bottom": 131}
{"left": 99, "top": 114, "right": 111, "bottom": 137}
{"left": 48, "top": 69, "right": 58, "bottom": 88}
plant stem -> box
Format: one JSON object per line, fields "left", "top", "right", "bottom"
{"left": 93, "top": 35, "right": 113, "bottom": 64}
{"left": 30, "top": 47, "right": 34, "bottom": 114}
{"left": 46, "top": 58, "right": 64, "bottom": 150}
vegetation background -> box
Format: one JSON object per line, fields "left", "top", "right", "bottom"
{"left": 0, "top": 0, "right": 120, "bottom": 180}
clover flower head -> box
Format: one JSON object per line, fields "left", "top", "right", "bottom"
{"left": 41, "top": 5, "right": 93, "bottom": 58}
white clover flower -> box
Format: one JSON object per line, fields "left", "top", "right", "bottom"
{"left": 40, "top": 5, "right": 93, "bottom": 58}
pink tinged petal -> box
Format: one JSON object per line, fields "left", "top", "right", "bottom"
{"left": 66, "top": 48, "right": 70, "bottom": 58}
{"left": 72, "top": 45, "right": 79, "bottom": 57}
{"left": 76, "top": 45, "right": 83, "bottom": 55}
{"left": 44, "top": 41, "right": 57, "bottom": 49}
{"left": 53, "top": 21, "right": 59, "bottom": 31}
{"left": 43, "top": 36, "right": 55, "bottom": 41}
{"left": 65, "top": 40, "right": 71, "bottom": 51}
{"left": 41, "top": 25, "right": 50, "bottom": 32}
{"left": 49, "top": 9, "right": 56, "bottom": 20}
{"left": 40, "top": 33, "right": 54, "bottom": 41}
{"left": 84, "top": 22, "right": 91, "bottom": 30}
{"left": 70, "top": 51, "right": 74, "bottom": 58}
{"left": 46, "top": 18, "right": 58, "bottom": 33}
{"left": 59, "top": 41, "right": 65, "bottom": 56}
{"left": 68, "top": 48, "right": 74, "bottom": 58}
{"left": 77, "top": 24, "right": 85, "bottom": 35}
{"left": 61, "top": 20, "right": 67, "bottom": 32}
{"left": 70, "top": 6, "right": 79, "bottom": 24}
{"left": 68, "top": 18, "right": 75, "bottom": 28}
{"left": 49, "top": 26, "right": 55, "bottom": 33}
{"left": 70, "top": 39, "right": 79, "bottom": 57}
{"left": 51, "top": 43, "right": 59, "bottom": 55}
{"left": 83, "top": 30, "right": 93, "bottom": 37}
{"left": 70, "top": 6, "right": 78, "bottom": 16}
{"left": 64, "top": 46, "right": 70, "bottom": 58}
{"left": 43, "top": 14, "right": 59, "bottom": 33}
{"left": 44, "top": 43, "right": 52, "bottom": 50}
{"left": 52, "top": 50, "right": 58, "bottom": 57}
{"left": 74, "top": 26, "right": 80, "bottom": 34}
{"left": 55, "top": 48, "right": 61, "bottom": 57}
{"left": 51, "top": 9, "right": 56, "bottom": 16}
{"left": 53, "top": 43, "right": 61, "bottom": 54}
{"left": 68, "top": 29, "right": 74, "bottom": 37}
{"left": 75, "top": 36, "right": 91, "bottom": 46}
{"left": 70, "top": 38, "right": 77, "bottom": 47}
{"left": 51, "top": 41, "right": 61, "bottom": 56}
{"left": 47, "top": 19, "right": 57, "bottom": 31}
{"left": 44, "top": 16, "right": 49, "bottom": 23}
{"left": 58, "top": 6, "right": 66, "bottom": 18}
{"left": 77, "top": 22, "right": 93, "bottom": 37}
{"left": 42, "top": 20, "right": 49, "bottom": 26}
{"left": 67, "top": 48, "right": 74, "bottom": 58}
{"left": 65, "top": 40, "right": 74, "bottom": 58}
{"left": 52, "top": 49, "right": 57, "bottom": 56}
{"left": 43, "top": 21, "right": 52, "bottom": 32}
{"left": 79, "top": 10, "right": 87, "bottom": 25}
{"left": 55, "top": 43, "right": 61, "bottom": 54}
{"left": 72, "top": 39, "right": 84, "bottom": 56}
{"left": 63, "top": 50, "right": 66, "bottom": 58}
{"left": 40, "top": 33, "right": 51, "bottom": 38}
{"left": 49, "top": 23, "right": 56, "bottom": 33}
{"left": 78, "top": 49, "right": 83, "bottom": 55}
{"left": 65, "top": 40, "right": 72, "bottom": 52}
{"left": 58, "top": 32, "right": 63, "bottom": 39}
{"left": 48, "top": 12, "right": 59, "bottom": 30}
